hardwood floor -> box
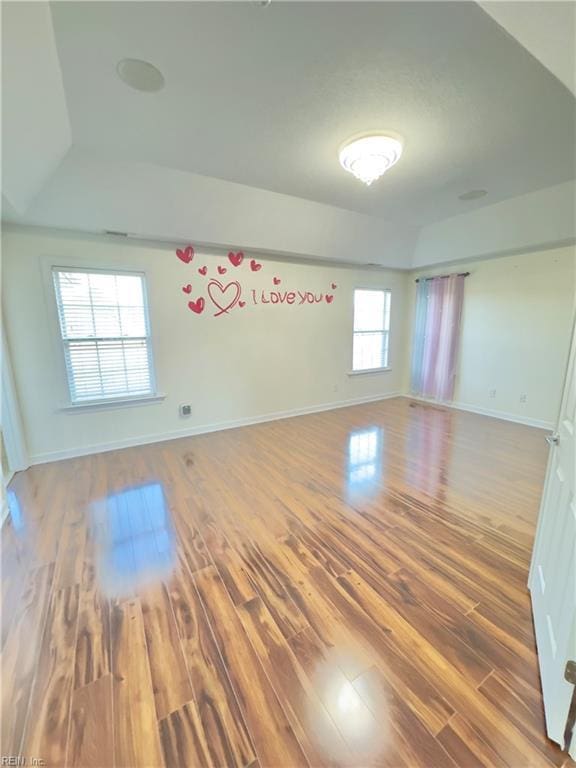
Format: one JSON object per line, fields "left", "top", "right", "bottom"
{"left": 1, "top": 397, "right": 573, "bottom": 767}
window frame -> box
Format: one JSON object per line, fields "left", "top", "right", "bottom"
{"left": 350, "top": 287, "right": 392, "bottom": 375}
{"left": 51, "top": 265, "right": 162, "bottom": 410}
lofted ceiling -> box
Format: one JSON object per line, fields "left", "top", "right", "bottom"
{"left": 2, "top": 1, "right": 575, "bottom": 268}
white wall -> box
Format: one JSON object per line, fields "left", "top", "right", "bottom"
{"left": 2, "top": 227, "right": 411, "bottom": 463}
{"left": 408, "top": 246, "right": 576, "bottom": 428}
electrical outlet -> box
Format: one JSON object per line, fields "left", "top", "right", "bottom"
{"left": 520, "top": 394, "right": 527, "bottom": 403}
{"left": 488, "top": 389, "right": 496, "bottom": 398}
{"left": 180, "top": 404, "right": 192, "bottom": 416}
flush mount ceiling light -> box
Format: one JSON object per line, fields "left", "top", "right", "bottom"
{"left": 339, "top": 134, "right": 403, "bottom": 186}
{"left": 116, "top": 59, "right": 165, "bottom": 92}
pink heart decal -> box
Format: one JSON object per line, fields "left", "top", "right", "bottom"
{"left": 331, "top": 283, "right": 337, "bottom": 290}
{"left": 188, "top": 297, "right": 205, "bottom": 314}
{"left": 176, "top": 246, "right": 194, "bottom": 264}
{"left": 228, "top": 251, "right": 244, "bottom": 267}
{"left": 273, "top": 277, "right": 281, "bottom": 285}
{"left": 207, "top": 280, "right": 241, "bottom": 316}
{"left": 250, "top": 259, "right": 262, "bottom": 272}
{"left": 325, "top": 294, "right": 334, "bottom": 304}
{"left": 198, "top": 266, "right": 207, "bottom": 276}
{"left": 239, "top": 300, "right": 246, "bottom": 308}
{"left": 218, "top": 265, "right": 227, "bottom": 275}
{"left": 182, "top": 284, "right": 192, "bottom": 294}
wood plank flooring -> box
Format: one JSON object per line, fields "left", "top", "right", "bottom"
{"left": 1, "top": 397, "right": 573, "bottom": 767}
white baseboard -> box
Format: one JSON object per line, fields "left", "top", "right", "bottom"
{"left": 404, "top": 394, "right": 554, "bottom": 430}
{"left": 29, "top": 391, "right": 403, "bottom": 465}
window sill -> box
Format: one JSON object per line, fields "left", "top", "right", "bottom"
{"left": 348, "top": 367, "right": 392, "bottom": 376}
{"left": 60, "top": 393, "right": 166, "bottom": 413}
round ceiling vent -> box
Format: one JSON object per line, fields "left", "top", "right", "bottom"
{"left": 116, "top": 59, "right": 165, "bottom": 92}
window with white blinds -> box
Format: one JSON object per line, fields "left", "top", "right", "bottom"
{"left": 53, "top": 268, "right": 155, "bottom": 404}
{"left": 352, "top": 289, "right": 391, "bottom": 371}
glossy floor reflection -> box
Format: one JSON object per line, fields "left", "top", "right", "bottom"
{"left": 347, "top": 426, "right": 383, "bottom": 497}
{"left": 96, "top": 482, "right": 176, "bottom": 598}
{"left": 1, "top": 397, "right": 571, "bottom": 768}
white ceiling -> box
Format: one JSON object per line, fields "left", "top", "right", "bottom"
{"left": 2, "top": 1, "right": 575, "bottom": 268}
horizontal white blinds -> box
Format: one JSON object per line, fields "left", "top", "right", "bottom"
{"left": 53, "top": 269, "right": 154, "bottom": 403}
{"left": 352, "top": 289, "right": 391, "bottom": 371}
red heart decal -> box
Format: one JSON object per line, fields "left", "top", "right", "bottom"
{"left": 239, "top": 300, "right": 246, "bottom": 308}
{"left": 182, "top": 284, "right": 192, "bottom": 294}
{"left": 218, "top": 265, "right": 227, "bottom": 275}
{"left": 331, "top": 283, "right": 337, "bottom": 290}
{"left": 207, "top": 280, "right": 241, "bottom": 316}
{"left": 188, "top": 297, "right": 205, "bottom": 314}
{"left": 250, "top": 259, "right": 262, "bottom": 272}
{"left": 198, "top": 266, "right": 207, "bottom": 276}
{"left": 228, "top": 251, "right": 244, "bottom": 267}
{"left": 273, "top": 277, "right": 281, "bottom": 285}
{"left": 176, "top": 246, "right": 194, "bottom": 264}
{"left": 325, "top": 294, "right": 334, "bottom": 304}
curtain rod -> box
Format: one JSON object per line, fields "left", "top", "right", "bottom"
{"left": 415, "top": 271, "right": 470, "bottom": 283}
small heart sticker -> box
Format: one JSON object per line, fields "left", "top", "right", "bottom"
{"left": 228, "top": 251, "right": 244, "bottom": 267}
{"left": 239, "top": 300, "right": 246, "bottom": 308}
{"left": 188, "top": 297, "right": 205, "bottom": 314}
{"left": 273, "top": 277, "right": 281, "bottom": 285}
{"left": 198, "top": 266, "right": 207, "bottom": 276}
{"left": 250, "top": 259, "right": 262, "bottom": 272}
{"left": 176, "top": 246, "right": 194, "bottom": 264}
{"left": 182, "top": 284, "right": 192, "bottom": 294}
{"left": 331, "top": 283, "right": 337, "bottom": 290}
{"left": 218, "top": 266, "right": 227, "bottom": 275}
{"left": 325, "top": 295, "right": 334, "bottom": 304}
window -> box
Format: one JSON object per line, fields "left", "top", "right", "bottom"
{"left": 352, "top": 289, "right": 391, "bottom": 371}
{"left": 53, "top": 268, "right": 155, "bottom": 404}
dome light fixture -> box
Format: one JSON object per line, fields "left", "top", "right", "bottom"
{"left": 339, "top": 133, "right": 403, "bottom": 186}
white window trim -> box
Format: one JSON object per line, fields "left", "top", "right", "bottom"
{"left": 51, "top": 265, "right": 160, "bottom": 409}
{"left": 350, "top": 287, "right": 392, "bottom": 374}
{"left": 59, "top": 392, "right": 166, "bottom": 413}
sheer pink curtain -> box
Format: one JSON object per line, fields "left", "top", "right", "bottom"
{"left": 413, "top": 273, "right": 465, "bottom": 401}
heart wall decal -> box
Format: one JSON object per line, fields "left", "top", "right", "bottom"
{"left": 250, "top": 259, "right": 262, "bottom": 272}
{"left": 228, "top": 251, "right": 244, "bottom": 267}
{"left": 218, "top": 266, "right": 227, "bottom": 275}
{"left": 176, "top": 246, "right": 194, "bottom": 264}
{"left": 273, "top": 277, "right": 281, "bottom": 285}
{"left": 188, "top": 297, "right": 205, "bottom": 314}
{"left": 182, "top": 284, "right": 192, "bottom": 294}
{"left": 207, "top": 280, "right": 241, "bottom": 316}
{"left": 198, "top": 266, "right": 207, "bottom": 276}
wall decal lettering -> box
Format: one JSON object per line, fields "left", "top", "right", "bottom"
{"left": 176, "top": 245, "right": 338, "bottom": 317}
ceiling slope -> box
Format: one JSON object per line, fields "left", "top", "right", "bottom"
{"left": 478, "top": 1, "right": 576, "bottom": 96}
{"left": 1, "top": 1, "right": 71, "bottom": 214}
